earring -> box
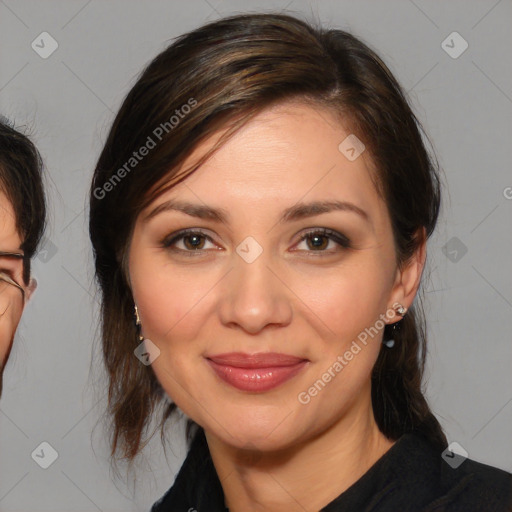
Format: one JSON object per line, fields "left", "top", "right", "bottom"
{"left": 383, "top": 304, "right": 407, "bottom": 348}
{"left": 396, "top": 305, "right": 407, "bottom": 316}
{"left": 134, "top": 305, "right": 144, "bottom": 342}
{"left": 383, "top": 324, "right": 398, "bottom": 348}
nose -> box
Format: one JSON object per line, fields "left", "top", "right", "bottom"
{"left": 217, "top": 247, "right": 293, "bottom": 335}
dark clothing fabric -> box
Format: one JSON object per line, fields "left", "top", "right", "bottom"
{"left": 151, "top": 428, "right": 512, "bottom": 512}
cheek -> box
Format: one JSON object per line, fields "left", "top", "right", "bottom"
{"left": 130, "top": 256, "right": 214, "bottom": 348}
{"left": 134, "top": 270, "right": 213, "bottom": 414}
{"left": 291, "top": 258, "right": 393, "bottom": 342}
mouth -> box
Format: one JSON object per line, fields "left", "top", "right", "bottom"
{"left": 206, "top": 352, "right": 309, "bottom": 392}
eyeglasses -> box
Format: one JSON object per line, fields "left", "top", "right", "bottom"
{"left": 0, "top": 252, "right": 25, "bottom": 313}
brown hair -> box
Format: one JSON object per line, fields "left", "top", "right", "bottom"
{"left": 0, "top": 118, "right": 46, "bottom": 284}
{"left": 89, "top": 13, "right": 446, "bottom": 462}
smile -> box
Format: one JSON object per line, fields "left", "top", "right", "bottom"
{"left": 206, "top": 352, "right": 309, "bottom": 392}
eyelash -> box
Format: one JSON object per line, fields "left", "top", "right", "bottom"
{"left": 160, "top": 228, "right": 351, "bottom": 257}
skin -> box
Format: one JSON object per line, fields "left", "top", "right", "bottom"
{"left": 128, "top": 101, "right": 426, "bottom": 511}
{"left": 0, "top": 189, "right": 36, "bottom": 398}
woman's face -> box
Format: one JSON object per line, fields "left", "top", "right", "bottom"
{"left": 128, "top": 101, "right": 420, "bottom": 451}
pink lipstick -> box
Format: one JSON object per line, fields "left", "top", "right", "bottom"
{"left": 206, "top": 352, "right": 308, "bottom": 392}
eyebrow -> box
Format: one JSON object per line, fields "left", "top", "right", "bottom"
{"left": 145, "top": 199, "right": 370, "bottom": 225}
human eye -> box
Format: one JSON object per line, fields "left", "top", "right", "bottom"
{"left": 160, "top": 229, "right": 220, "bottom": 256}
{"left": 291, "top": 228, "right": 351, "bottom": 255}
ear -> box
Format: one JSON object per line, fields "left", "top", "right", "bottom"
{"left": 387, "top": 227, "right": 427, "bottom": 323}
{"left": 24, "top": 277, "right": 38, "bottom": 302}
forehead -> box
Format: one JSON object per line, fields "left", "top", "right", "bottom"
{"left": 161, "top": 101, "right": 381, "bottom": 215}
{"left": 0, "top": 189, "right": 22, "bottom": 251}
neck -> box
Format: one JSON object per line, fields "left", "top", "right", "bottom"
{"left": 206, "top": 396, "right": 395, "bottom": 512}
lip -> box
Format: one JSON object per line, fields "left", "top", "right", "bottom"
{"left": 206, "top": 352, "right": 308, "bottom": 392}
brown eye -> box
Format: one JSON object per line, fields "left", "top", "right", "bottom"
{"left": 182, "top": 233, "right": 206, "bottom": 250}
{"left": 306, "top": 233, "right": 329, "bottom": 250}
{"left": 161, "top": 229, "right": 217, "bottom": 254}
{"left": 294, "top": 228, "right": 351, "bottom": 253}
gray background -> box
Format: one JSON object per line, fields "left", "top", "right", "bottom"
{"left": 0, "top": 0, "right": 511, "bottom": 510}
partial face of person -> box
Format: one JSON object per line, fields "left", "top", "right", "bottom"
{"left": 128, "top": 101, "right": 419, "bottom": 451}
{"left": 0, "top": 190, "right": 27, "bottom": 397}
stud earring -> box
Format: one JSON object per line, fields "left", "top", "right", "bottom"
{"left": 396, "top": 305, "right": 407, "bottom": 316}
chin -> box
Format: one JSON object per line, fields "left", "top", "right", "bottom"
{"left": 202, "top": 406, "right": 306, "bottom": 452}
{"left": 221, "top": 429, "right": 295, "bottom": 452}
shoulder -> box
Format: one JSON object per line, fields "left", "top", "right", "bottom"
{"left": 430, "top": 454, "right": 512, "bottom": 511}
{"left": 402, "top": 433, "right": 512, "bottom": 512}
{"left": 330, "top": 432, "right": 512, "bottom": 512}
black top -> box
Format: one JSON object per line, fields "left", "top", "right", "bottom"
{"left": 151, "top": 428, "right": 512, "bottom": 512}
